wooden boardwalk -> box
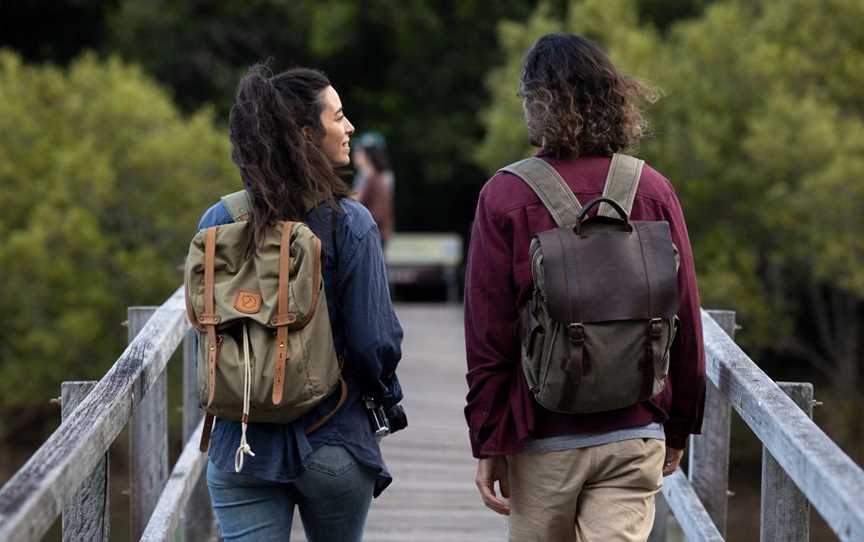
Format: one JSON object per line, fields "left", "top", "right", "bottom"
{"left": 4, "top": 291, "right": 862, "bottom": 541}
{"left": 292, "top": 304, "right": 506, "bottom": 541}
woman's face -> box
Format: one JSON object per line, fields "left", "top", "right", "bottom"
{"left": 315, "top": 86, "right": 354, "bottom": 167}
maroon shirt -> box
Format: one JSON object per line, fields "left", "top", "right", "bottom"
{"left": 464, "top": 154, "right": 705, "bottom": 457}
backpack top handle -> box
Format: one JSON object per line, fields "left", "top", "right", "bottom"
{"left": 574, "top": 197, "right": 633, "bottom": 235}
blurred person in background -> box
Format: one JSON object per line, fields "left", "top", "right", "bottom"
{"left": 352, "top": 132, "right": 395, "bottom": 247}
{"left": 197, "top": 64, "right": 403, "bottom": 542}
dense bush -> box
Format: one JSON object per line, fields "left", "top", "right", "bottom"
{"left": 0, "top": 51, "right": 236, "bottom": 437}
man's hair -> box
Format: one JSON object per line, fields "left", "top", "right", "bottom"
{"left": 229, "top": 64, "right": 350, "bottom": 248}
{"left": 520, "top": 33, "right": 658, "bottom": 158}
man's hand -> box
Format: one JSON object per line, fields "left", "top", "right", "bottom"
{"left": 663, "top": 446, "right": 685, "bottom": 476}
{"left": 475, "top": 456, "right": 511, "bottom": 515}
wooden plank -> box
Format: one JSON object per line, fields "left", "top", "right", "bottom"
{"left": 140, "top": 418, "right": 208, "bottom": 542}
{"left": 129, "top": 307, "right": 170, "bottom": 540}
{"left": 701, "top": 309, "right": 864, "bottom": 542}
{"left": 181, "top": 331, "right": 213, "bottom": 542}
{"left": 182, "top": 331, "right": 201, "bottom": 451}
{"left": 661, "top": 470, "right": 725, "bottom": 542}
{"left": 0, "top": 287, "right": 189, "bottom": 542}
{"left": 761, "top": 382, "right": 813, "bottom": 542}
{"left": 61, "top": 382, "right": 110, "bottom": 542}
{"left": 689, "top": 310, "right": 735, "bottom": 537}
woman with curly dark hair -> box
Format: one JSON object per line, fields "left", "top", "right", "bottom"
{"left": 195, "top": 64, "right": 403, "bottom": 541}
{"left": 464, "top": 33, "right": 704, "bottom": 541}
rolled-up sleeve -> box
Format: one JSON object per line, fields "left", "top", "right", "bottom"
{"left": 662, "top": 188, "right": 706, "bottom": 449}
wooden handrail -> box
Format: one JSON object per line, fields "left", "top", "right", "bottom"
{"left": 697, "top": 309, "right": 864, "bottom": 542}
{"left": 0, "top": 288, "right": 189, "bottom": 542}
{"left": 140, "top": 417, "right": 207, "bottom": 541}
{"left": 1, "top": 291, "right": 863, "bottom": 541}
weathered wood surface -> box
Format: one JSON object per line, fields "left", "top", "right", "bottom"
{"left": 0, "top": 287, "right": 189, "bottom": 542}
{"left": 182, "top": 330, "right": 213, "bottom": 541}
{"left": 761, "top": 382, "right": 813, "bottom": 542}
{"left": 661, "top": 470, "right": 724, "bottom": 542}
{"left": 61, "top": 381, "right": 110, "bottom": 542}
{"left": 689, "top": 310, "right": 735, "bottom": 537}
{"left": 140, "top": 417, "right": 207, "bottom": 542}
{"left": 290, "top": 304, "right": 506, "bottom": 541}
{"left": 701, "top": 309, "right": 864, "bottom": 542}
{"left": 129, "top": 307, "right": 170, "bottom": 540}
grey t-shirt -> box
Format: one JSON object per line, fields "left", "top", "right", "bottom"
{"left": 522, "top": 423, "right": 665, "bottom": 453}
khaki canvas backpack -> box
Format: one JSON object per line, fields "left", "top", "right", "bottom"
{"left": 184, "top": 191, "right": 346, "bottom": 471}
{"left": 502, "top": 154, "right": 679, "bottom": 414}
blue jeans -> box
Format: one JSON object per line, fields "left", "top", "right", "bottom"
{"left": 207, "top": 445, "right": 376, "bottom": 541}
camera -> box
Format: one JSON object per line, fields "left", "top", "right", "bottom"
{"left": 364, "top": 397, "right": 408, "bottom": 438}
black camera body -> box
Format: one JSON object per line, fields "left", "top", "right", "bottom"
{"left": 364, "top": 397, "right": 407, "bottom": 438}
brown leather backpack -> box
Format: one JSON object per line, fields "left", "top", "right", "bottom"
{"left": 501, "top": 154, "right": 679, "bottom": 414}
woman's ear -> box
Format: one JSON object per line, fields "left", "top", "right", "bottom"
{"left": 302, "top": 126, "right": 314, "bottom": 141}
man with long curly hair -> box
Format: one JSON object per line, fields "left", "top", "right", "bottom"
{"left": 463, "top": 33, "right": 705, "bottom": 541}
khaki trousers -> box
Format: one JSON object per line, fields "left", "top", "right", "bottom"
{"left": 508, "top": 438, "right": 665, "bottom": 542}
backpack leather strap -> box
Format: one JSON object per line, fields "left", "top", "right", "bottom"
{"left": 304, "top": 376, "right": 349, "bottom": 435}
{"left": 598, "top": 154, "right": 644, "bottom": 219}
{"left": 200, "top": 227, "right": 221, "bottom": 408}
{"left": 199, "top": 413, "right": 215, "bottom": 452}
{"left": 500, "top": 158, "right": 582, "bottom": 227}
{"left": 271, "top": 221, "right": 298, "bottom": 405}
{"left": 642, "top": 318, "right": 664, "bottom": 400}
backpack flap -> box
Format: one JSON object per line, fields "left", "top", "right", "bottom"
{"left": 535, "top": 219, "right": 679, "bottom": 325}
{"left": 184, "top": 219, "right": 333, "bottom": 415}
{"left": 184, "top": 220, "right": 323, "bottom": 332}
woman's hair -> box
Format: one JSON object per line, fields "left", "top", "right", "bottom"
{"left": 356, "top": 132, "right": 391, "bottom": 173}
{"left": 229, "top": 64, "right": 350, "bottom": 247}
{"left": 520, "top": 33, "right": 658, "bottom": 159}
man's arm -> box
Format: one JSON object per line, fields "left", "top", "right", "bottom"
{"left": 464, "top": 182, "right": 519, "bottom": 459}
{"left": 661, "top": 185, "right": 706, "bottom": 451}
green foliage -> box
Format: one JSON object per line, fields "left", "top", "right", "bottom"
{"left": 0, "top": 51, "right": 236, "bottom": 435}
{"left": 107, "top": 0, "right": 539, "bottom": 235}
{"left": 475, "top": 4, "right": 563, "bottom": 170}
{"left": 476, "top": 0, "right": 664, "bottom": 172}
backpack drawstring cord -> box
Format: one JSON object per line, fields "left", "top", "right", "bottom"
{"left": 234, "top": 322, "right": 256, "bottom": 472}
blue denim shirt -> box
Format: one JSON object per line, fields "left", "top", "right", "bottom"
{"left": 197, "top": 197, "right": 403, "bottom": 496}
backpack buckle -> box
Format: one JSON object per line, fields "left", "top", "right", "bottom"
{"left": 649, "top": 318, "right": 663, "bottom": 338}
{"left": 568, "top": 323, "right": 585, "bottom": 344}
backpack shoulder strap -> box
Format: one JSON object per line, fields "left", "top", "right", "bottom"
{"left": 499, "top": 157, "right": 582, "bottom": 228}
{"left": 598, "top": 153, "right": 645, "bottom": 219}
{"left": 220, "top": 190, "right": 251, "bottom": 222}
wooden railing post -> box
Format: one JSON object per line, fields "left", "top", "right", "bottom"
{"left": 182, "top": 330, "right": 213, "bottom": 540}
{"left": 761, "top": 382, "right": 814, "bottom": 542}
{"left": 128, "top": 307, "right": 169, "bottom": 540}
{"left": 650, "top": 309, "right": 735, "bottom": 542}
{"left": 61, "top": 381, "right": 110, "bottom": 541}
{"left": 688, "top": 309, "right": 735, "bottom": 537}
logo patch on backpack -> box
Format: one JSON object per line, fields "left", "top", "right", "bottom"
{"left": 234, "top": 290, "right": 262, "bottom": 314}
